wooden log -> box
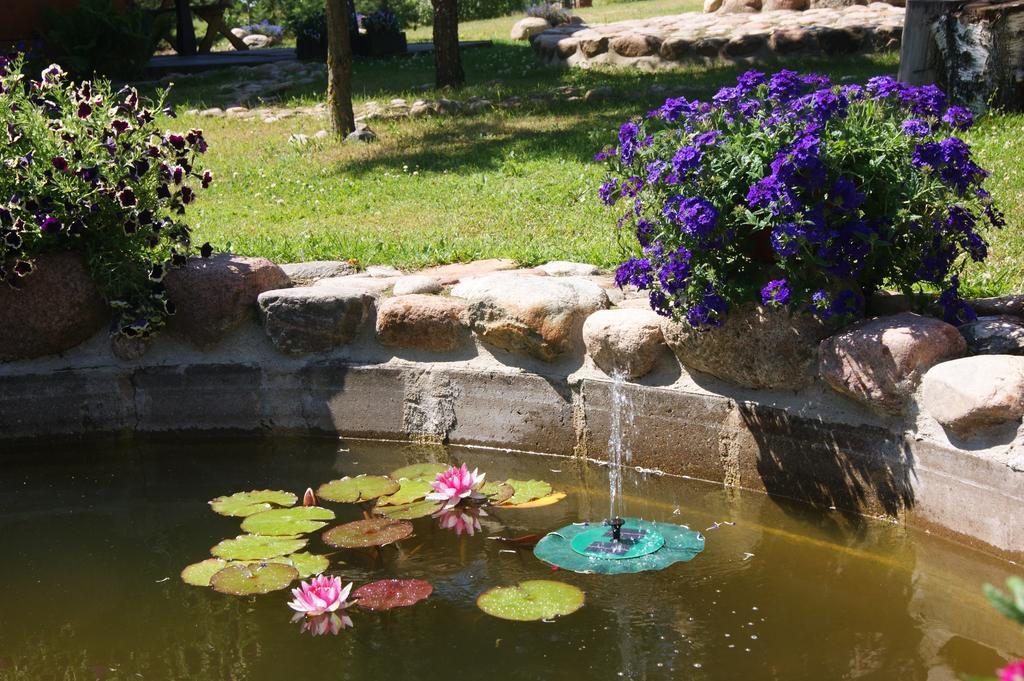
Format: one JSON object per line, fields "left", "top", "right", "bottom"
{"left": 899, "top": 0, "right": 1024, "bottom": 111}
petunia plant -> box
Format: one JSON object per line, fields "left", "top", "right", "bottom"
{"left": 0, "top": 54, "right": 213, "bottom": 338}
{"left": 598, "top": 69, "right": 1005, "bottom": 328}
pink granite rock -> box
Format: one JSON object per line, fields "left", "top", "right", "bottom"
{"left": 921, "top": 355, "right": 1024, "bottom": 437}
{"left": 0, "top": 253, "right": 107, "bottom": 361}
{"left": 819, "top": 312, "right": 966, "bottom": 413}
{"left": 583, "top": 308, "right": 668, "bottom": 379}
{"left": 165, "top": 254, "right": 290, "bottom": 347}
{"left": 376, "top": 295, "right": 469, "bottom": 353}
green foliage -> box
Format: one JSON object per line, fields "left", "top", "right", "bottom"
{"left": 984, "top": 577, "right": 1024, "bottom": 627}
{"left": 42, "top": 0, "right": 160, "bottom": 80}
{"left": 0, "top": 57, "right": 213, "bottom": 338}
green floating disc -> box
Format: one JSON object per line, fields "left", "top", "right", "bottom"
{"left": 534, "top": 518, "right": 704, "bottom": 575}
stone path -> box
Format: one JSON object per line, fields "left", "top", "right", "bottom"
{"left": 532, "top": 4, "right": 905, "bottom": 69}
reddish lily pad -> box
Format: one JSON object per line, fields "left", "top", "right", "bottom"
{"left": 240, "top": 506, "right": 335, "bottom": 536}
{"left": 353, "top": 579, "right": 433, "bottom": 610}
{"left": 210, "top": 562, "right": 299, "bottom": 596}
{"left": 389, "top": 463, "right": 448, "bottom": 481}
{"left": 377, "top": 478, "right": 432, "bottom": 507}
{"left": 374, "top": 499, "right": 444, "bottom": 520}
{"left": 477, "top": 580, "right": 584, "bottom": 621}
{"left": 501, "top": 492, "right": 567, "bottom": 509}
{"left": 317, "top": 476, "right": 400, "bottom": 504}
{"left": 322, "top": 518, "right": 414, "bottom": 548}
{"left": 209, "top": 490, "right": 297, "bottom": 517}
{"left": 211, "top": 534, "right": 308, "bottom": 561}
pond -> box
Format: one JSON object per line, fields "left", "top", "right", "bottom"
{"left": 1, "top": 437, "right": 1020, "bottom": 680}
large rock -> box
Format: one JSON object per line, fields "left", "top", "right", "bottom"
{"left": 718, "top": 0, "right": 762, "bottom": 12}
{"left": 704, "top": 0, "right": 724, "bottom": 11}
{"left": 610, "top": 33, "right": 663, "bottom": 57}
{"left": 921, "top": 356, "right": 1024, "bottom": 437}
{"left": 280, "top": 260, "right": 355, "bottom": 286}
{"left": 819, "top": 312, "right": 966, "bottom": 413}
{"left": 392, "top": 275, "right": 442, "bottom": 296}
{"left": 451, "top": 273, "right": 609, "bottom": 361}
{"left": 257, "top": 287, "right": 372, "bottom": 355}
{"left": 376, "top": 295, "right": 468, "bottom": 352}
{"left": 511, "top": 17, "right": 551, "bottom": 40}
{"left": 539, "top": 261, "right": 600, "bottom": 277}
{"left": 420, "top": 259, "right": 517, "bottom": 285}
{"left": 970, "top": 294, "right": 1024, "bottom": 317}
{"left": 0, "top": 252, "right": 107, "bottom": 361}
{"left": 165, "top": 254, "right": 289, "bottom": 347}
{"left": 960, "top": 316, "right": 1024, "bottom": 355}
{"left": 583, "top": 308, "right": 667, "bottom": 380}
{"left": 662, "top": 303, "right": 837, "bottom": 390}
{"left": 763, "top": 0, "right": 810, "bottom": 8}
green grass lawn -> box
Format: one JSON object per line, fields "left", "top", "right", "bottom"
{"left": 152, "top": 7, "right": 1023, "bottom": 296}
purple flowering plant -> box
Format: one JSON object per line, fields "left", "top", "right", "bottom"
{"left": 599, "top": 69, "right": 1004, "bottom": 328}
{"left": 0, "top": 55, "right": 213, "bottom": 338}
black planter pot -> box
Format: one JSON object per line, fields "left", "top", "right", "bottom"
{"left": 353, "top": 31, "right": 407, "bottom": 57}
{"left": 295, "top": 32, "right": 327, "bottom": 61}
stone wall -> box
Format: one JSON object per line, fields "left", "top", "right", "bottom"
{"left": 2, "top": 256, "right": 1023, "bottom": 560}
{"left": 531, "top": 5, "right": 905, "bottom": 69}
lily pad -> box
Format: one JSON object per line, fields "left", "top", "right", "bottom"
{"left": 276, "top": 552, "right": 330, "bottom": 579}
{"left": 377, "top": 478, "right": 432, "bottom": 507}
{"left": 211, "top": 534, "right": 308, "bottom": 561}
{"left": 322, "top": 518, "right": 414, "bottom": 548}
{"left": 181, "top": 558, "right": 229, "bottom": 587}
{"left": 317, "top": 476, "right": 400, "bottom": 504}
{"left": 501, "top": 492, "right": 567, "bottom": 509}
{"left": 209, "top": 490, "right": 297, "bottom": 517}
{"left": 389, "top": 463, "right": 448, "bottom": 481}
{"left": 477, "top": 580, "right": 584, "bottom": 622}
{"left": 210, "top": 562, "right": 299, "bottom": 596}
{"left": 503, "top": 479, "right": 553, "bottom": 506}
{"left": 374, "top": 499, "right": 444, "bottom": 520}
{"left": 533, "top": 518, "right": 705, "bottom": 574}
{"left": 352, "top": 579, "right": 433, "bottom": 610}
{"left": 481, "top": 481, "right": 515, "bottom": 505}
{"left": 240, "top": 506, "right": 336, "bottom": 536}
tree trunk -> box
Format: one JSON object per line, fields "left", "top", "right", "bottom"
{"left": 898, "top": 0, "right": 1024, "bottom": 111}
{"left": 326, "top": 0, "right": 356, "bottom": 137}
{"left": 431, "top": 0, "right": 464, "bottom": 89}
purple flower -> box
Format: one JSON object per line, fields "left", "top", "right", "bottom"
{"left": 663, "top": 196, "right": 719, "bottom": 239}
{"left": 614, "top": 257, "right": 653, "bottom": 289}
{"left": 166, "top": 133, "right": 186, "bottom": 150}
{"left": 938, "top": 276, "right": 976, "bottom": 324}
{"left": 658, "top": 246, "right": 692, "bottom": 293}
{"left": 760, "top": 279, "right": 791, "bottom": 307}
{"left": 117, "top": 188, "right": 137, "bottom": 207}
{"left": 866, "top": 76, "right": 903, "bottom": 100}
{"left": 830, "top": 177, "right": 865, "bottom": 213}
{"left": 38, "top": 215, "right": 62, "bottom": 234}
{"left": 901, "top": 118, "right": 931, "bottom": 137}
{"left": 686, "top": 287, "right": 728, "bottom": 328}
{"left": 51, "top": 156, "right": 69, "bottom": 172}
{"left": 599, "top": 179, "right": 619, "bottom": 206}
{"left": 112, "top": 119, "right": 131, "bottom": 135}
{"left": 671, "top": 146, "right": 702, "bottom": 178}
{"left": 201, "top": 170, "right": 213, "bottom": 189}
{"left": 771, "top": 221, "right": 804, "bottom": 257}
{"left": 618, "top": 121, "right": 640, "bottom": 165}
{"left": 693, "top": 130, "right": 722, "bottom": 147}
{"left": 942, "top": 106, "right": 974, "bottom": 131}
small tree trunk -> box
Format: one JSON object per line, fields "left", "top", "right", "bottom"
{"left": 431, "top": 0, "right": 464, "bottom": 89}
{"left": 899, "top": 0, "right": 1024, "bottom": 111}
{"left": 326, "top": 0, "right": 356, "bottom": 137}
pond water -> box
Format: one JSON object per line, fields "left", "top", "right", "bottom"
{"left": 1, "top": 436, "right": 1020, "bottom": 681}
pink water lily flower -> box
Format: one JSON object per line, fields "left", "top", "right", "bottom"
{"left": 288, "top": 575, "right": 353, "bottom": 617}
{"left": 1001, "top": 661, "right": 1024, "bottom": 681}
{"left": 426, "top": 464, "right": 486, "bottom": 510}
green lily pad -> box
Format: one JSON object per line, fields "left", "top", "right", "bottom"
{"left": 317, "top": 476, "right": 400, "bottom": 504}
{"left": 276, "top": 552, "right": 330, "bottom": 579}
{"left": 481, "top": 481, "right": 515, "bottom": 505}
{"left": 477, "top": 580, "right": 584, "bottom": 622}
{"left": 374, "top": 498, "right": 444, "bottom": 520}
{"left": 209, "top": 490, "right": 297, "bottom": 517}
{"left": 181, "top": 558, "right": 230, "bottom": 587}
{"left": 322, "top": 518, "right": 414, "bottom": 548}
{"left": 377, "top": 478, "right": 433, "bottom": 507}
{"left": 211, "top": 534, "right": 308, "bottom": 561}
{"left": 240, "top": 506, "right": 336, "bottom": 536}
{"left": 210, "top": 562, "right": 299, "bottom": 596}
{"left": 503, "top": 479, "right": 553, "bottom": 506}
{"left": 533, "top": 519, "right": 705, "bottom": 574}
{"left": 389, "top": 463, "right": 448, "bottom": 481}
{"left": 353, "top": 579, "right": 433, "bottom": 610}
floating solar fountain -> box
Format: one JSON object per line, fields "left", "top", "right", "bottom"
{"left": 533, "top": 374, "right": 706, "bottom": 574}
